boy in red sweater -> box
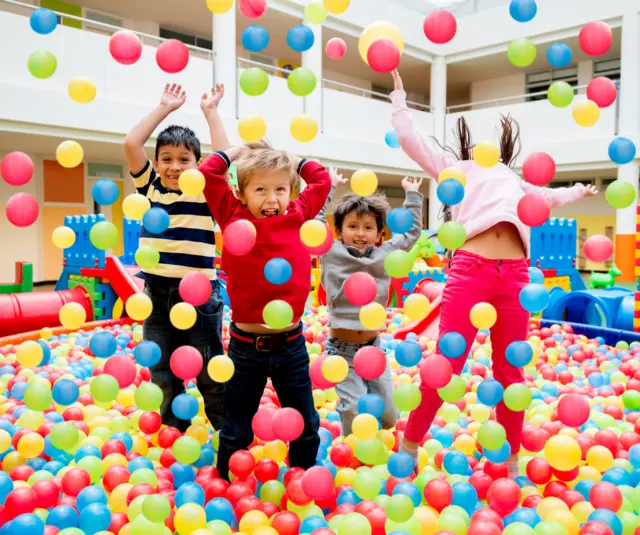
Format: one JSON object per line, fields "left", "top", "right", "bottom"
{"left": 200, "top": 134, "right": 331, "bottom": 479}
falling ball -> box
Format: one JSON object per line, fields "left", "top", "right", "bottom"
{"left": 179, "top": 272, "right": 212, "bottom": 306}
{"left": 30, "top": 8, "right": 58, "bottom": 35}
{"left": 608, "top": 137, "right": 636, "bottom": 165}
{"left": 287, "top": 67, "right": 317, "bottom": 97}
{"left": 359, "top": 21, "right": 404, "bottom": 65}
{"left": 52, "top": 226, "right": 76, "bottom": 249}
{"left": 6, "top": 193, "right": 39, "bottom": 227}
{"left": 242, "top": 25, "right": 270, "bottom": 53}
{"left": 423, "top": 10, "right": 457, "bottom": 44}
{"left": 208, "top": 355, "right": 235, "bottom": 382}
{"left": 240, "top": 0, "right": 267, "bottom": 19}
{"left": 109, "top": 30, "right": 143, "bottom": 65}
{"left": 238, "top": 115, "right": 267, "bottom": 143}
{"left": 509, "top": 0, "right": 537, "bottom": 23}
{"left": 517, "top": 193, "right": 550, "bottom": 227}
{"left": 507, "top": 38, "right": 536, "bottom": 67}
{"left": 290, "top": 115, "right": 318, "bottom": 142}
{"left": 123, "top": 193, "right": 151, "bottom": 220}
{"left": 326, "top": 38, "right": 347, "bottom": 60}
{"left": 546, "top": 43, "right": 572, "bottom": 68}
{"left": 56, "top": 140, "right": 84, "bottom": 168}
{"left": 263, "top": 300, "right": 294, "bottom": 329}
{"left": 59, "top": 302, "right": 87, "bottom": 330}
{"left": 385, "top": 130, "right": 400, "bottom": 149}
{"left": 135, "top": 245, "right": 160, "bottom": 270}
{"left": 522, "top": 152, "right": 555, "bottom": 186}
{"left": 126, "top": 293, "right": 153, "bottom": 321}
{"left": 28, "top": 50, "right": 57, "bottom": 79}
{"left": 387, "top": 207, "right": 413, "bottom": 234}
{"left": 404, "top": 293, "right": 431, "bottom": 321}
{"left": 605, "top": 180, "right": 636, "bottom": 209}
{"left": 573, "top": 100, "right": 600, "bottom": 127}
{"left": 438, "top": 167, "right": 466, "bottom": 186}
{"left": 68, "top": 77, "right": 97, "bottom": 104}
{"left": 206, "top": 0, "right": 234, "bottom": 14}
{"left": 367, "top": 39, "right": 401, "bottom": 73}
{"left": 92, "top": 179, "right": 120, "bottom": 205}
{"left": 579, "top": 21, "right": 612, "bottom": 56}
{"left": 90, "top": 221, "right": 119, "bottom": 250}
{"left": 437, "top": 179, "right": 464, "bottom": 206}
{"left": 473, "top": 142, "right": 500, "bottom": 168}
{"left": 300, "top": 220, "right": 328, "bottom": 248}
{"left": 1, "top": 152, "right": 34, "bottom": 186}
{"left": 583, "top": 235, "right": 614, "bottom": 263}
{"left": 547, "top": 81, "right": 574, "bottom": 108}
{"left": 323, "top": 0, "right": 350, "bottom": 15}
{"left": 264, "top": 258, "right": 293, "bottom": 285}
{"left": 587, "top": 77, "right": 617, "bottom": 108}
{"left": 179, "top": 169, "right": 205, "bottom": 196}
{"left": 519, "top": 284, "right": 550, "bottom": 313}
{"left": 305, "top": 1, "right": 328, "bottom": 24}
{"left": 170, "top": 302, "right": 198, "bottom": 330}
{"left": 143, "top": 207, "right": 170, "bottom": 234}
{"left": 156, "top": 39, "right": 189, "bottom": 74}
{"left": 223, "top": 220, "right": 257, "bottom": 255}
{"left": 287, "top": 25, "right": 315, "bottom": 53}
{"left": 351, "top": 169, "right": 378, "bottom": 196}
{"left": 240, "top": 67, "right": 270, "bottom": 97}
{"left": 437, "top": 221, "right": 466, "bottom": 250}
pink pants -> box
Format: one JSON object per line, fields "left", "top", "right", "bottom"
{"left": 404, "top": 250, "right": 530, "bottom": 453}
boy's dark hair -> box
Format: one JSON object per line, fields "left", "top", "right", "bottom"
{"left": 333, "top": 193, "right": 390, "bottom": 233}
{"left": 155, "top": 125, "right": 201, "bottom": 161}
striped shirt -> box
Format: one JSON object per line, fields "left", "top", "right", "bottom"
{"left": 131, "top": 160, "right": 216, "bottom": 284}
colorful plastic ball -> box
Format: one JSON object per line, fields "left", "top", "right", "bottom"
{"left": 605, "top": 179, "right": 636, "bottom": 209}
{"left": 423, "top": 9, "right": 457, "bottom": 44}
{"left": 287, "top": 67, "right": 317, "bottom": 97}
{"left": 207, "top": 354, "right": 234, "bottom": 383}
{"left": 92, "top": 178, "right": 120, "bottom": 205}
{"left": 367, "top": 39, "right": 401, "bottom": 73}
{"left": 125, "top": 293, "right": 153, "bottom": 321}
{"left": 89, "top": 331, "right": 117, "bottom": 358}
{"left": 547, "top": 81, "right": 574, "bottom": 108}
{"left": 583, "top": 234, "right": 613, "bottom": 263}
{"left": 170, "top": 346, "right": 203, "bottom": 380}
{"left": 223, "top": 220, "right": 257, "bottom": 255}
{"left": 23, "top": 383, "right": 51, "bottom": 413}
{"left": 287, "top": 25, "right": 315, "bottom": 52}
{"left": 519, "top": 283, "right": 549, "bottom": 313}
{"left": 30, "top": 7, "right": 57, "bottom": 34}
{"left": 608, "top": 137, "right": 636, "bottom": 165}
{"left": 477, "top": 420, "right": 507, "bottom": 451}
{"left": 177, "top": 272, "right": 212, "bottom": 307}
{"left": 354, "top": 346, "right": 386, "bottom": 380}
{"left": 579, "top": 21, "right": 612, "bottom": 56}
{"left": 174, "top": 503, "right": 207, "bottom": 535}
{"left": 136, "top": 245, "right": 160, "bottom": 270}
{"left": 517, "top": 193, "right": 550, "bottom": 227}
{"left": 384, "top": 250, "right": 413, "bottom": 278}
{"left": 544, "top": 435, "right": 581, "bottom": 471}
{"left": 240, "top": 68, "right": 270, "bottom": 97}
{"left": 238, "top": 115, "right": 267, "bottom": 142}
{"left": 59, "top": 302, "right": 87, "bottom": 330}
{"left": 522, "top": 152, "right": 555, "bottom": 186}
{"left": 242, "top": 25, "right": 270, "bottom": 53}
{"left": 343, "top": 272, "right": 377, "bottom": 306}
{"left": 16, "top": 340, "right": 43, "bottom": 368}
{"left": 470, "top": 302, "right": 497, "bottom": 330}
{"left": 503, "top": 383, "right": 532, "bottom": 411}
{"left": 156, "top": 39, "right": 189, "bottom": 73}
{"left": 508, "top": 38, "right": 536, "bottom": 67}
{"left": 28, "top": 50, "right": 57, "bottom": 79}
{"left": 68, "top": 76, "right": 97, "bottom": 104}
{"left": 272, "top": 408, "right": 304, "bottom": 443}
{"left": 56, "top": 140, "right": 84, "bottom": 168}
{"left": 437, "top": 179, "right": 465, "bottom": 206}
{"left": 170, "top": 302, "right": 197, "bottom": 330}
{"left": 109, "top": 30, "right": 143, "bottom": 65}
{"left": 324, "top": 0, "right": 350, "bottom": 14}
{"left": 90, "top": 221, "right": 119, "bottom": 250}
{"left": 142, "top": 206, "right": 170, "bottom": 234}
{"left": 359, "top": 21, "right": 404, "bottom": 65}
{"left": 263, "top": 300, "right": 294, "bottom": 329}
{"left": 172, "top": 393, "right": 198, "bottom": 423}
{"left": 573, "top": 100, "right": 600, "bottom": 127}
{"left": 395, "top": 341, "right": 422, "bottom": 367}
{"left": 178, "top": 169, "right": 205, "bottom": 196}
{"left": 123, "top": 193, "right": 151, "bottom": 220}
{"left": 384, "top": 129, "right": 400, "bottom": 149}
{"left": 1, "top": 152, "right": 34, "bottom": 186}
{"left": 326, "top": 37, "right": 347, "bottom": 60}
{"left": 134, "top": 340, "right": 161, "bottom": 367}
{"left": 52, "top": 378, "right": 79, "bottom": 405}
{"left": 420, "top": 354, "right": 453, "bottom": 389}
{"left": 91, "top": 374, "right": 119, "bottom": 403}
{"left": 437, "top": 221, "right": 467, "bottom": 250}
{"left": 546, "top": 43, "right": 572, "bottom": 68}
{"left": 509, "top": 0, "right": 537, "bottom": 22}
{"left": 6, "top": 193, "right": 39, "bottom": 227}
{"left": 439, "top": 332, "right": 467, "bottom": 359}
{"left": 587, "top": 77, "right": 617, "bottom": 108}
{"left": 104, "top": 355, "right": 137, "bottom": 388}
{"left": 473, "top": 142, "right": 500, "bottom": 168}
{"left": 350, "top": 169, "right": 378, "bottom": 196}
{"left": 206, "top": 0, "right": 234, "bottom": 14}
{"left": 505, "top": 341, "right": 533, "bottom": 367}
{"left": 290, "top": 115, "right": 318, "bottom": 142}
{"left": 240, "top": 0, "right": 267, "bottom": 19}
{"left": 404, "top": 293, "right": 430, "bottom": 321}
{"left": 305, "top": 1, "right": 328, "bottom": 24}
{"left": 322, "top": 355, "right": 349, "bottom": 383}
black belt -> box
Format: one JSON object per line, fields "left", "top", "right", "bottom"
{"left": 230, "top": 326, "right": 303, "bottom": 352}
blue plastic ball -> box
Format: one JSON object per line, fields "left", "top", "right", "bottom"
{"left": 546, "top": 43, "right": 572, "bottom": 68}
{"left": 588, "top": 509, "right": 622, "bottom": 535}
{"left": 175, "top": 482, "right": 206, "bottom": 507}
{"left": 172, "top": 393, "right": 199, "bottom": 420}
{"left": 287, "top": 25, "right": 315, "bottom": 52}
{"left": 91, "top": 179, "right": 120, "bottom": 206}
{"left": 629, "top": 443, "right": 640, "bottom": 468}
{"left": 79, "top": 502, "right": 111, "bottom": 535}
{"left": 509, "top": 0, "right": 537, "bottom": 23}
{"left": 76, "top": 486, "right": 108, "bottom": 511}
{"left": 357, "top": 393, "right": 385, "bottom": 419}
{"left": 30, "top": 8, "right": 58, "bottom": 35}
{"left": 0, "top": 472, "right": 12, "bottom": 504}
{"left": 574, "top": 479, "right": 595, "bottom": 500}
{"left": 519, "top": 283, "right": 550, "bottom": 313}
{"left": 439, "top": 331, "right": 467, "bottom": 359}
{"left": 608, "top": 137, "right": 637, "bottom": 165}
{"left": 386, "top": 207, "right": 413, "bottom": 234}
{"left": 528, "top": 267, "right": 544, "bottom": 284}
{"left": 437, "top": 179, "right": 465, "bottom": 206}
{"left": 451, "top": 482, "right": 478, "bottom": 514}
{"left": 170, "top": 462, "right": 196, "bottom": 487}
{"left": 51, "top": 378, "right": 79, "bottom": 406}
{"left": 393, "top": 481, "right": 422, "bottom": 507}
{"left": 205, "top": 497, "right": 235, "bottom": 523}
{"left": 387, "top": 452, "right": 415, "bottom": 479}
{"left": 509, "top": 508, "right": 540, "bottom": 527}
{"left": 506, "top": 341, "right": 533, "bottom": 367}
{"left": 300, "top": 516, "right": 329, "bottom": 534}
{"left": 395, "top": 341, "right": 422, "bottom": 367}
{"left": 89, "top": 331, "right": 117, "bottom": 358}
{"left": 129, "top": 456, "right": 154, "bottom": 473}
{"left": 10, "top": 514, "right": 44, "bottom": 535}
{"left": 242, "top": 24, "right": 270, "bottom": 53}
{"left": 142, "top": 207, "right": 170, "bottom": 234}
{"left": 477, "top": 378, "right": 504, "bottom": 406}
{"left": 385, "top": 130, "right": 401, "bottom": 149}
{"left": 47, "top": 505, "right": 79, "bottom": 530}
{"left": 443, "top": 450, "right": 469, "bottom": 475}
{"left": 336, "top": 488, "right": 361, "bottom": 506}
{"left": 264, "top": 258, "right": 293, "bottom": 285}
{"left": 484, "top": 441, "right": 511, "bottom": 464}
{"left": 134, "top": 340, "right": 162, "bottom": 367}
{"left": 11, "top": 382, "right": 27, "bottom": 400}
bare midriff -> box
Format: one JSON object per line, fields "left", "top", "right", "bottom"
{"left": 235, "top": 323, "right": 297, "bottom": 334}
{"left": 460, "top": 221, "right": 526, "bottom": 260}
{"left": 329, "top": 328, "right": 379, "bottom": 344}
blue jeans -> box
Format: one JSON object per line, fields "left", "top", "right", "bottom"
{"left": 142, "top": 279, "right": 225, "bottom": 432}
{"left": 216, "top": 323, "right": 320, "bottom": 480}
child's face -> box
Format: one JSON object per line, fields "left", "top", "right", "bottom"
{"left": 154, "top": 145, "right": 199, "bottom": 191}
{"left": 238, "top": 170, "right": 293, "bottom": 219}
{"left": 338, "top": 210, "right": 382, "bottom": 253}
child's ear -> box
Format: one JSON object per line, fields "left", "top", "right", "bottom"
{"left": 153, "top": 158, "right": 158, "bottom": 169}
{"left": 197, "top": 158, "right": 203, "bottom": 166}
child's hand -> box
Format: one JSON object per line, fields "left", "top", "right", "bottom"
{"left": 225, "top": 146, "right": 249, "bottom": 162}
{"left": 329, "top": 166, "right": 348, "bottom": 187}
{"left": 201, "top": 83, "right": 224, "bottom": 113}
{"left": 160, "top": 83, "right": 186, "bottom": 112}
{"left": 583, "top": 184, "right": 599, "bottom": 196}
{"left": 402, "top": 177, "right": 423, "bottom": 192}
{"left": 392, "top": 70, "right": 404, "bottom": 92}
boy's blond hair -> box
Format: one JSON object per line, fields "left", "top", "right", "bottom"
{"left": 235, "top": 140, "right": 298, "bottom": 193}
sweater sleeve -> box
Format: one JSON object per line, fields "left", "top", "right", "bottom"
{"left": 521, "top": 181, "right": 586, "bottom": 208}
{"left": 391, "top": 90, "right": 453, "bottom": 178}
{"left": 294, "top": 159, "right": 333, "bottom": 221}
{"left": 315, "top": 185, "right": 337, "bottom": 225}
{"left": 381, "top": 191, "right": 424, "bottom": 252}
{"left": 199, "top": 151, "right": 242, "bottom": 227}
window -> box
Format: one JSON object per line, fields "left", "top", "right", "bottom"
{"left": 526, "top": 66, "right": 578, "bottom": 102}
{"left": 84, "top": 10, "right": 122, "bottom": 35}
{"left": 371, "top": 84, "right": 392, "bottom": 103}
{"left": 87, "top": 163, "right": 123, "bottom": 179}
{"left": 160, "top": 27, "right": 212, "bottom": 50}
{"left": 249, "top": 53, "right": 275, "bottom": 66}
{"left": 594, "top": 58, "right": 621, "bottom": 83}
{"left": 548, "top": 178, "right": 595, "bottom": 189}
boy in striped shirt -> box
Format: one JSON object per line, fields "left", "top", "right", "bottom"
{"left": 124, "top": 82, "right": 225, "bottom": 433}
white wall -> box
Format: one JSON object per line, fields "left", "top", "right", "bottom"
{"left": 470, "top": 73, "right": 526, "bottom": 107}
{"left": 552, "top": 190, "right": 616, "bottom": 217}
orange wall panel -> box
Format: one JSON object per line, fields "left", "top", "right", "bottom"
{"left": 43, "top": 205, "right": 87, "bottom": 281}
{"left": 44, "top": 160, "right": 84, "bottom": 203}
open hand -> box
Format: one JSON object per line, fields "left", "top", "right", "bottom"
{"left": 392, "top": 70, "right": 404, "bottom": 92}
{"left": 160, "top": 83, "right": 186, "bottom": 112}
{"left": 329, "top": 166, "right": 347, "bottom": 187}
{"left": 201, "top": 83, "right": 225, "bottom": 112}
{"left": 583, "top": 184, "right": 599, "bottom": 196}
{"left": 402, "top": 177, "right": 423, "bottom": 192}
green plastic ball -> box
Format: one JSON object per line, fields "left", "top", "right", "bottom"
{"left": 338, "top": 513, "right": 372, "bottom": 535}
{"left": 49, "top": 421, "right": 79, "bottom": 451}
{"left": 287, "top": 67, "right": 317, "bottom": 97}
{"left": 477, "top": 420, "right": 507, "bottom": 451}
{"left": 547, "top": 82, "right": 574, "bottom": 108}
{"left": 135, "top": 245, "right": 160, "bottom": 270}
{"left": 437, "top": 375, "right": 466, "bottom": 403}
{"left": 260, "top": 480, "right": 286, "bottom": 505}
{"left": 90, "top": 221, "right": 119, "bottom": 250}
{"left": 240, "top": 67, "right": 270, "bottom": 96}
{"left": 385, "top": 494, "right": 414, "bottom": 523}
{"left": 262, "top": 300, "right": 294, "bottom": 329}
{"left": 392, "top": 383, "right": 421, "bottom": 411}
{"left": 23, "top": 383, "right": 52, "bottom": 412}
{"left": 90, "top": 374, "right": 119, "bottom": 403}
{"left": 507, "top": 39, "right": 536, "bottom": 67}
{"left": 384, "top": 250, "right": 414, "bottom": 278}
{"left": 623, "top": 390, "right": 640, "bottom": 411}
{"left": 28, "top": 50, "right": 58, "bottom": 79}
{"left": 354, "top": 470, "right": 381, "bottom": 500}
{"left": 503, "top": 383, "right": 532, "bottom": 412}
{"left": 172, "top": 435, "right": 201, "bottom": 465}
{"left": 135, "top": 382, "right": 164, "bottom": 411}
{"left": 437, "top": 221, "right": 466, "bottom": 250}
{"left": 355, "top": 437, "right": 388, "bottom": 465}
{"left": 606, "top": 180, "right": 636, "bottom": 209}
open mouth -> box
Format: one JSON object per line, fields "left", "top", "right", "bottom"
{"left": 262, "top": 209, "right": 279, "bottom": 217}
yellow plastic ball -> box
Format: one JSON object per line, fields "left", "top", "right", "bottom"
{"left": 352, "top": 413, "right": 378, "bottom": 440}
{"left": 52, "top": 226, "right": 76, "bottom": 249}
{"left": 0, "top": 430, "right": 11, "bottom": 453}
{"left": 336, "top": 467, "right": 357, "bottom": 486}
{"left": 359, "top": 21, "right": 404, "bottom": 65}
{"left": 537, "top": 497, "right": 569, "bottom": 521}
{"left": 56, "top": 140, "right": 84, "bottom": 168}
{"left": 586, "top": 444, "right": 614, "bottom": 473}
{"left": 470, "top": 302, "right": 497, "bottom": 330}
{"left": 123, "top": 194, "right": 151, "bottom": 221}
{"left": 206, "top": 0, "right": 234, "bottom": 14}
{"left": 2, "top": 451, "right": 25, "bottom": 472}
{"left": 68, "top": 76, "right": 97, "bottom": 104}
{"left": 322, "top": 355, "right": 349, "bottom": 383}
{"left": 573, "top": 100, "right": 600, "bottom": 127}
{"left": 16, "top": 341, "right": 44, "bottom": 369}
{"left": 453, "top": 434, "right": 476, "bottom": 456}
{"left": 473, "top": 142, "right": 500, "bottom": 168}
{"left": 544, "top": 435, "right": 581, "bottom": 471}
{"left": 351, "top": 169, "right": 378, "bottom": 196}
{"left": 263, "top": 440, "right": 288, "bottom": 464}
{"left": 240, "top": 510, "right": 270, "bottom": 535}
{"left": 403, "top": 294, "right": 431, "bottom": 322}
{"left": 323, "top": 0, "right": 350, "bottom": 14}
{"left": 17, "top": 432, "right": 44, "bottom": 459}
{"left": 174, "top": 503, "right": 207, "bottom": 535}
{"left": 438, "top": 167, "right": 467, "bottom": 187}
{"left": 170, "top": 302, "right": 197, "bottom": 330}
{"left": 59, "top": 302, "right": 87, "bottom": 330}
{"left": 238, "top": 116, "right": 267, "bottom": 143}
{"left": 207, "top": 355, "right": 235, "bottom": 383}
{"left": 300, "top": 220, "right": 328, "bottom": 247}
{"left": 290, "top": 115, "right": 319, "bottom": 142}
{"left": 359, "top": 302, "right": 386, "bottom": 330}
{"left": 126, "top": 293, "right": 153, "bottom": 321}
{"left": 179, "top": 169, "right": 205, "bottom": 196}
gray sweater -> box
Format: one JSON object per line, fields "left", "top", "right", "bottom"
{"left": 317, "top": 187, "right": 424, "bottom": 330}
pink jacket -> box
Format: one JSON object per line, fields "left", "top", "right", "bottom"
{"left": 391, "top": 90, "right": 586, "bottom": 256}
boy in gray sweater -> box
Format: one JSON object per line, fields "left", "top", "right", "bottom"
{"left": 317, "top": 169, "right": 424, "bottom": 436}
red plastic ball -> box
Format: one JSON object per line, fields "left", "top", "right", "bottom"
{"left": 517, "top": 193, "right": 550, "bottom": 227}
{"left": 229, "top": 450, "right": 256, "bottom": 478}
{"left": 301, "top": 466, "right": 334, "bottom": 501}
{"left": 109, "top": 30, "right": 143, "bottom": 65}
{"left": 469, "top": 471, "right": 494, "bottom": 501}
{"left": 583, "top": 235, "right": 614, "bottom": 263}
{"left": 226, "top": 482, "right": 253, "bottom": 508}
{"left": 104, "top": 355, "right": 137, "bottom": 387}
{"left": 102, "top": 439, "right": 127, "bottom": 457}
{"left": 239, "top": 0, "right": 267, "bottom": 19}
{"left": 6, "top": 192, "right": 39, "bottom": 227}
{"left": 326, "top": 38, "right": 347, "bottom": 60}
{"left": 235, "top": 495, "right": 264, "bottom": 519}
{"left": 272, "top": 407, "right": 304, "bottom": 442}
{"left": 487, "top": 478, "right": 521, "bottom": 516}
{"left": 579, "top": 21, "right": 612, "bottom": 56}
{"left": 179, "top": 272, "right": 213, "bottom": 307}
{"left": 4, "top": 487, "right": 37, "bottom": 519}
{"left": 420, "top": 355, "right": 453, "bottom": 389}
{"left": 170, "top": 346, "right": 203, "bottom": 380}
{"left": 271, "top": 511, "right": 301, "bottom": 535}
{"left": 423, "top": 9, "right": 457, "bottom": 44}
{"left": 287, "top": 478, "right": 312, "bottom": 506}
{"left": 156, "top": 39, "right": 190, "bottom": 74}
{"left": 522, "top": 152, "right": 555, "bottom": 186}
{"left": 589, "top": 481, "right": 623, "bottom": 512}
{"left": 252, "top": 406, "right": 277, "bottom": 441}
{"left": 103, "top": 465, "right": 131, "bottom": 493}
{"left": 138, "top": 411, "right": 163, "bottom": 434}
{"left": 254, "top": 458, "right": 279, "bottom": 483}
{"left": 32, "top": 479, "right": 60, "bottom": 510}
{"left": 61, "top": 467, "right": 91, "bottom": 497}
{"left": 354, "top": 346, "right": 387, "bottom": 380}
{"left": 127, "top": 483, "right": 155, "bottom": 505}
{"left": 344, "top": 272, "right": 377, "bottom": 306}
{"left": 424, "top": 478, "right": 452, "bottom": 511}
{"left": 557, "top": 393, "right": 590, "bottom": 427}
{"left": 468, "top": 522, "right": 502, "bottom": 535}
{"left": 579, "top": 521, "right": 614, "bottom": 535}
{"left": 526, "top": 458, "right": 552, "bottom": 485}
{"left": 471, "top": 508, "right": 503, "bottom": 529}
{"left": 587, "top": 77, "right": 617, "bottom": 108}
{"left": 109, "top": 512, "right": 129, "bottom": 535}
{"left": 1, "top": 152, "right": 34, "bottom": 186}
{"left": 330, "top": 442, "right": 354, "bottom": 467}
{"left": 367, "top": 39, "right": 401, "bottom": 74}
{"left": 223, "top": 220, "right": 257, "bottom": 255}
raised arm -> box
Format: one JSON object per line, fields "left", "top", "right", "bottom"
{"left": 200, "top": 83, "right": 232, "bottom": 152}
{"left": 521, "top": 180, "right": 597, "bottom": 208}
{"left": 124, "top": 83, "right": 186, "bottom": 177}
{"left": 199, "top": 148, "right": 244, "bottom": 226}
{"left": 382, "top": 177, "right": 425, "bottom": 251}
{"left": 390, "top": 70, "right": 453, "bottom": 178}
{"left": 316, "top": 167, "right": 347, "bottom": 224}
{"left": 294, "top": 160, "right": 333, "bottom": 221}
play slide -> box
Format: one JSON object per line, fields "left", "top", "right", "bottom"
{"left": 102, "top": 256, "right": 143, "bottom": 300}
{"left": 393, "top": 280, "right": 445, "bottom": 340}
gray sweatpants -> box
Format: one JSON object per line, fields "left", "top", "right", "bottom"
{"left": 325, "top": 336, "right": 398, "bottom": 436}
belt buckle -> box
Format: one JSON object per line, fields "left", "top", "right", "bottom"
{"left": 255, "top": 336, "right": 271, "bottom": 352}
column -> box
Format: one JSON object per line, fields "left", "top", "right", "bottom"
{"left": 429, "top": 56, "right": 447, "bottom": 230}
{"left": 615, "top": 11, "right": 640, "bottom": 282}
{"left": 213, "top": 9, "right": 237, "bottom": 119}
{"left": 302, "top": 24, "right": 323, "bottom": 130}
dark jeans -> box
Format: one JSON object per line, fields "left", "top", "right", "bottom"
{"left": 143, "top": 279, "right": 225, "bottom": 432}
{"left": 216, "top": 323, "right": 320, "bottom": 480}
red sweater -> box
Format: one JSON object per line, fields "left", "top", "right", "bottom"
{"left": 200, "top": 152, "right": 332, "bottom": 324}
